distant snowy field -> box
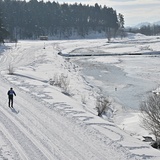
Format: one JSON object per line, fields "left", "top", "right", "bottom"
{"left": 0, "top": 33, "right": 160, "bottom": 159}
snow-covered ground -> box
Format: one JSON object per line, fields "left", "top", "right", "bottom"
{"left": 0, "top": 33, "right": 160, "bottom": 160}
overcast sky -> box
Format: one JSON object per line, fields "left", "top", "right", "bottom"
{"left": 53, "top": 0, "right": 160, "bottom": 27}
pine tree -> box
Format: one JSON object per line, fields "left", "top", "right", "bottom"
{"left": 118, "top": 13, "right": 125, "bottom": 39}
{"left": 0, "top": 9, "right": 8, "bottom": 43}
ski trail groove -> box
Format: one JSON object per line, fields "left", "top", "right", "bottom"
{"left": 0, "top": 121, "right": 28, "bottom": 160}
{"left": 6, "top": 103, "right": 76, "bottom": 160}
{"left": 0, "top": 105, "right": 57, "bottom": 160}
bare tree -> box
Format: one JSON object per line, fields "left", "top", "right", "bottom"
{"left": 140, "top": 94, "right": 160, "bottom": 142}
{"left": 96, "top": 96, "right": 111, "bottom": 117}
{"left": 49, "top": 73, "right": 70, "bottom": 95}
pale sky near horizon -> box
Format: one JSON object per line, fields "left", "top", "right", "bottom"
{"left": 50, "top": 0, "right": 160, "bottom": 27}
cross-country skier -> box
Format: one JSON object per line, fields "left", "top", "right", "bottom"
{"left": 7, "top": 88, "right": 16, "bottom": 108}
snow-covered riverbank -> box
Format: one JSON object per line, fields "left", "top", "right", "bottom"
{"left": 0, "top": 34, "right": 160, "bottom": 159}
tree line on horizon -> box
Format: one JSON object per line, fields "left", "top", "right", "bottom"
{"left": 0, "top": 0, "right": 125, "bottom": 41}
{"left": 128, "top": 25, "right": 160, "bottom": 36}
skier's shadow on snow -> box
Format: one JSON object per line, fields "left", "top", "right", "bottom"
{"left": 10, "top": 107, "right": 19, "bottom": 114}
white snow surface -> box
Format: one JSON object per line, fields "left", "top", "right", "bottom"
{"left": 0, "top": 34, "right": 160, "bottom": 160}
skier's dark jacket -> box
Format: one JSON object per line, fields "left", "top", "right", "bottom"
{"left": 7, "top": 89, "right": 16, "bottom": 99}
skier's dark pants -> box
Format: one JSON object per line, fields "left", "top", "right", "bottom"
{"left": 8, "top": 95, "right": 13, "bottom": 107}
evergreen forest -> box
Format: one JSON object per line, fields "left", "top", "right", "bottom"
{"left": 0, "top": 0, "right": 124, "bottom": 40}
{"left": 0, "top": 9, "right": 8, "bottom": 42}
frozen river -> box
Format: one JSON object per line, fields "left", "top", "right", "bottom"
{"left": 71, "top": 55, "right": 158, "bottom": 110}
